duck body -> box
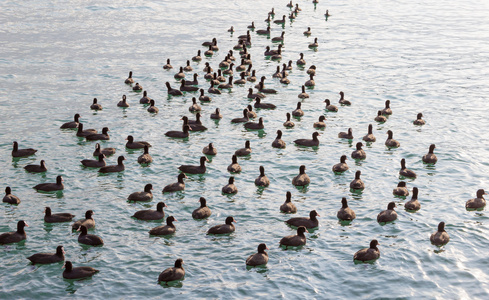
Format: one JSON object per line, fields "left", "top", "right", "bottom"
{"left": 60, "top": 114, "right": 80, "bottom": 129}
{"left": 405, "top": 187, "right": 421, "bottom": 211}
{"left": 337, "top": 198, "right": 356, "bottom": 221}
{"left": 158, "top": 258, "right": 184, "bottom": 282}
{"left": 126, "top": 136, "right": 151, "bottom": 149}
{"left": 385, "top": 130, "right": 400, "bottom": 148}
{"left": 207, "top": 216, "right": 236, "bottom": 234}
{"left": 192, "top": 197, "right": 211, "bottom": 219}
{"left": 246, "top": 244, "right": 269, "bottom": 266}
{"left": 222, "top": 177, "right": 238, "bottom": 194}
{"left": 76, "top": 123, "right": 97, "bottom": 137}
{"left": 332, "top": 155, "right": 349, "bottom": 173}
{"left": 86, "top": 127, "right": 110, "bottom": 141}
{"left": 235, "top": 141, "right": 252, "bottom": 156}
{"left": 286, "top": 210, "right": 319, "bottom": 229}
{"left": 292, "top": 165, "right": 310, "bottom": 186}
{"left": 138, "top": 145, "right": 152, "bottom": 164}
{"left": 27, "top": 245, "right": 64, "bottom": 264}
{"left": 363, "top": 124, "right": 376, "bottom": 142}
{"left": 128, "top": 184, "right": 153, "bottom": 201}
{"left": 280, "top": 191, "right": 297, "bottom": 213}
{"left": 24, "top": 160, "right": 47, "bottom": 173}
{"left": 165, "top": 125, "right": 190, "bottom": 139}
{"left": 99, "top": 156, "right": 125, "bottom": 173}
{"left": 399, "top": 159, "right": 416, "bottom": 178}
{"left": 354, "top": 240, "right": 380, "bottom": 262}
{"left": 132, "top": 202, "right": 166, "bottom": 221}
{"left": 254, "top": 166, "right": 270, "bottom": 187}
{"left": 44, "top": 207, "right": 75, "bottom": 223}
{"left": 163, "top": 173, "right": 186, "bottom": 193}
{"left": 78, "top": 225, "right": 103, "bottom": 246}
{"left": 350, "top": 171, "right": 365, "bottom": 190}
{"left": 423, "top": 144, "right": 438, "bottom": 164}
{"left": 62, "top": 261, "right": 99, "bottom": 280}
{"left": 178, "top": 156, "right": 208, "bottom": 174}
{"left": 71, "top": 210, "right": 95, "bottom": 231}
{"left": 3, "top": 187, "right": 20, "bottom": 204}
{"left": 272, "top": 130, "right": 286, "bottom": 149}
{"left": 34, "top": 175, "right": 64, "bottom": 191}
{"left": 12, "top": 141, "right": 37, "bottom": 157}
{"left": 377, "top": 202, "right": 397, "bottom": 223}
{"left": 0, "top": 221, "right": 28, "bottom": 244}
{"left": 294, "top": 132, "right": 320, "bottom": 147}
{"left": 393, "top": 182, "right": 409, "bottom": 197}
{"left": 466, "top": 189, "right": 487, "bottom": 210}
{"left": 93, "top": 143, "right": 115, "bottom": 157}
{"left": 430, "top": 222, "right": 449, "bottom": 246}
{"left": 149, "top": 216, "right": 177, "bottom": 236}
{"left": 280, "top": 226, "right": 307, "bottom": 248}
{"left": 81, "top": 154, "right": 106, "bottom": 168}
{"left": 227, "top": 155, "right": 242, "bottom": 173}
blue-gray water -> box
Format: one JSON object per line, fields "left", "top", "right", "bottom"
{"left": 1, "top": 0, "right": 489, "bottom": 298}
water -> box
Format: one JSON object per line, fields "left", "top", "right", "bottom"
{"left": 1, "top": 0, "right": 489, "bottom": 298}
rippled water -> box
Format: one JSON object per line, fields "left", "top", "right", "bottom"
{"left": 1, "top": 0, "right": 489, "bottom": 298}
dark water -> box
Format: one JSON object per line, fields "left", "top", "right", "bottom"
{"left": 1, "top": 0, "right": 489, "bottom": 298}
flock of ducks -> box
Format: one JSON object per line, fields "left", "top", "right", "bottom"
{"left": 1, "top": 0, "right": 484, "bottom": 286}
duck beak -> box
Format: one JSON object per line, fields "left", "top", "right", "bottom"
{"left": 174, "top": 218, "right": 178, "bottom": 222}
{"left": 62, "top": 262, "right": 66, "bottom": 269}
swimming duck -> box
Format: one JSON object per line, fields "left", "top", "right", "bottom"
{"left": 362, "top": 124, "right": 376, "bottom": 142}
{"left": 313, "top": 116, "right": 326, "bottom": 128}
{"left": 374, "top": 110, "right": 387, "bottom": 123}
{"left": 466, "top": 189, "right": 487, "bottom": 210}
{"left": 162, "top": 173, "right": 187, "bottom": 193}
{"left": 307, "top": 65, "right": 316, "bottom": 75}
{"left": 90, "top": 98, "right": 102, "bottom": 110}
{"left": 254, "top": 97, "right": 277, "bottom": 109}
{"left": 188, "top": 97, "right": 202, "bottom": 112}
{"left": 246, "top": 243, "right": 269, "bottom": 267}
{"left": 222, "top": 177, "right": 238, "bottom": 194}
{"left": 393, "top": 181, "right": 409, "bottom": 197}
{"left": 272, "top": 130, "right": 286, "bottom": 148}
{"left": 405, "top": 187, "right": 421, "bottom": 211}
{"left": 147, "top": 100, "right": 158, "bottom": 113}
{"left": 185, "top": 73, "right": 199, "bottom": 85}
{"left": 60, "top": 113, "right": 81, "bottom": 129}
{"left": 98, "top": 156, "right": 125, "bottom": 173}
{"left": 337, "top": 198, "right": 356, "bottom": 221}
{"left": 0, "top": 220, "right": 27, "bottom": 245}
{"left": 246, "top": 105, "right": 257, "bottom": 119}
{"left": 24, "top": 160, "right": 47, "bottom": 173}
{"left": 178, "top": 156, "right": 208, "bottom": 174}
{"left": 308, "top": 37, "right": 318, "bottom": 48}
{"left": 294, "top": 132, "right": 320, "bottom": 147}
{"left": 81, "top": 154, "right": 106, "bottom": 168}
{"left": 132, "top": 83, "right": 142, "bottom": 91}
{"left": 192, "top": 50, "right": 202, "bottom": 62}
{"left": 132, "top": 202, "right": 166, "bottom": 220}
{"left": 332, "top": 155, "right": 349, "bottom": 173}
{"left": 208, "top": 81, "right": 221, "bottom": 94}
{"left": 422, "top": 144, "right": 437, "bottom": 164}
{"left": 125, "top": 71, "right": 134, "bottom": 84}
{"left": 163, "top": 59, "right": 172, "bottom": 69}
{"left": 231, "top": 109, "right": 250, "bottom": 123}
{"left": 303, "top": 27, "right": 311, "bottom": 36}
{"left": 77, "top": 225, "right": 103, "bottom": 246}
{"left": 192, "top": 197, "right": 211, "bottom": 219}
{"left": 338, "top": 128, "right": 353, "bottom": 139}
{"left": 149, "top": 216, "right": 177, "bottom": 236}
{"left": 292, "top": 165, "right": 310, "bottom": 186}
{"left": 377, "top": 202, "right": 397, "bottom": 223}
{"left": 351, "top": 142, "right": 366, "bottom": 159}
{"left": 274, "top": 15, "right": 286, "bottom": 24}
{"left": 180, "top": 80, "right": 199, "bottom": 92}
{"left": 138, "top": 145, "right": 152, "bottom": 164}
{"left": 158, "top": 258, "right": 185, "bottom": 283}
{"left": 255, "top": 166, "right": 270, "bottom": 187}
{"left": 93, "top": 143, "right": 116, "bottom": 157}
{"left": 399, "top": 158, "right": 416, "bottom": 178}
{"left": 280, "top": 226, "right": 307, "bottom": 248}
{"left": 126, "top": 135, "right": 151, "bottom": 149}
{"left": 338, "top": 91, "right": 351, "bottom": 105}
{"left": 165, "top": 124, "right": 190, "bottom": 139}
{"left": 235, "top": 140, "right": 252, "bottom": 156}
{"left": 234, "top": 72, "right": 247, "bottom": 85}
{"left": 244, "top": 117, "right": 264, "bottom": 130}
{"left": 208, "top": 216, "right": 236, "bottom": 234}
{"left": 34, "top": 175, "right": 64, "bottom": 191}
{"left": 27, "top": 245, "right": 65, "bottom": 264}
{"left": 183, "top": 60, "right": 193, "bottom": 72}
{"left": 3, "top": 187, "right": 20, "bottom": 204}
{"left": 44, "top": 207, "right": 75, "bottom": 223}
{"left": 298, "top": 85, "right": 309, "bottom": 99}
{"left": 76, "top": 123, "right": 97, "bottom": 137}
{"left": 202, "top": 143, "right": 217, "bottom": 156}
{"left": 272, "top": 31, "right": 285, "bottom": 43}
{"left": 174, "top": 67, "right": 185, "bottom": 80}
{"left": 381, "top": 100, "right": 392, "bottom": 115}
{"left": 256, "top": 26, "right": 271, "bottom": 35}
{"left": 280, "top": 191, "right": 297, "bottom": 213}
{"left": 286, "top": 210, "right": 319, "bottom": 229}
{"left": 350, "top": 170, "right": 365, "bottom": 190}
{"left": 296, "top": 53, "right": 306, "bottom": 66}
{"left": 413, "top": 113, "right": 425, "bottom": 125}
{"left": 210, "top": 108, "right": 222, "bottom": 119}
{"left": 117, "top": 95, "right": 129, "bottom": 107}
{"left": 166, "top": 82, "right": 183, "bottom": 96}
{"left": 292, "top": 102, "right": 304, "bottom": 117}
{"left": 218, "top": 76, "right": 233, "bottom": 89}
{"left": 199, "top": 89, "right": 211, "bottom": 102}
{"left": 71, "top": 210, "right": 95, "bottom": 231}
{"left": 430, "top": 222, "right": 450, "bottom": 246}
{"left": 353, "top": 240, "right": 380, "bottom": 262}
{"left": 62, "top": 261, "right": 99, "bottom": 280}
{"left": 139, "top": 91, "right": 151, "bottom": 104}
{"left": 227, "top": 155, "right": 242, "bottom": 173}
{"left": 385, "top": 130, "right": 400, "bottom": 148}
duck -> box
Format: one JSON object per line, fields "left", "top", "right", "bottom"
{"left": 202, "top": 37, "right": 217, "bottom": 47}
{"left": 423, "top": 144, "right": 438, "bottom": 164}
{"left": 399, "top": 158, "right": 416, "bottom": 178}
{"left": 132, "top": 202, "right": 166, "bottom": 220}
{"left": 413, "top": 113, "right": 425, "bottom": 125}
{"left": 325, "top": 10, "right": 330, "bottom": 17}
{"left": 158, "top": 258, "right": 184, "bottom": 283}
{"left": 332, "top": 155, "right": 349, "bottom": 173}
{"left": 117, "top": 95, "right": 129, "bottom": 107}
{"left": 256, "top": 26, "right": 271, "bottom": 35}
{"left": 203, "top": 62, "right": 213, "bottom": 73}
{"left": 248, "top": 22, "right": 255, "bottom": 29}
{"left": 146, "top": 100, "right": 158, "bottom": 113}
{"left": 138, "top": 145, "right": 153, "bottom": 164}
{"left": 180, "top": 80, "right": 199, "bottom": 92}
{"left": 165, "top": 124, "right": 190, "bottom": 139}
{"left": 0, "top": 220, "right": 27, "bottom": 245}
{"left": 286, "top": 210, "right": 319, "bottom": 229}
{"left": 218, "top": 76, "right": 233, "bottom": 89}
{"left": 272, "top": 130, "right": 286, "bottom": 149}
{"left": 11, "top": 141, "right": 37, "bottom": 158}
{"left": 126, "top": 135, "right": 151, "bottom": 149}
{"left": 353, "top": 240, "right": 380, "bottom": 262}
{"left": 338, "top": 91, "right": 351, "bottom": 105}
{"left": 280, "top": 71, "right": 290, "bottom": 84}
{"left": 178, "top": 156, "right": 208, "bottom": 174}
{"left": 298, "top": 85, "right": 309, "bottom": 99}
{"left": 44, "top": 207, "right": 75, "bottom": 223}
{"left": 149, "top": 216, "right": 177, "bottom": 236}
{"left": 222, "top": 177, "right": 238, "bottom": 194}
{"left": 350, "top": 170, "right": 365, "bottom": 190}
{"left": 204, "top": 45, "right": 214, "bottom": 56}
{"left": 93, "top": 143, "right": 115, "bottom": 157}
{"left": 199, "top": 89, "right": 211, "bottom": 102}
{"left": 235, "top": 59, "right": 246, "bottom": 72}
{"left": 187, "top": 98, "right": 201, "bottom": 112}
{"left": 62, "top": 261, "right": 99, "bottom": 280}
{"left": 246, "top": 243, "right": 269, "bottom": 267}
{"left": 405, "top": 187, "right": 421, "bottom": 211}
{"left": 227, "top": 155, "right": 242, "bottom": 173}
{"left": 466, "top": 189, "right": 487, "bottom": 210}
{"left": 312, "top": 116, "right": 326, "bottom": 129}
{"left": 71, "top": 210, "right": 95, "bottom": 231}
{"left": 324, "top": 99, "right": 338, "bottom": 112}
{"left": 210, "top": 108, "right": 222, "bottom": 120}
{"left": 3, "top": 187, "right": 20, "bottom": 204}
{"left": 76, "top": 123, "right": 97, "bottom": 137}
{"left": 280, "top": 191, "right": 297, "bottom": 213}
{"left": 351, "top": 142, "right": 366, "bottom": 159}
{"left": 183, "top": 60, "right": 193, "bottom": 72}
{"left": 337, "top": 198, "right": 356, "bottom": 221}
{"left": 223, "top": 63, "right": 234, "bottom": 76}
{"left": 27, "top": 245, "right": 65, "bottom": 264}
{"left": 81, "top": 154, "right": 106, "bottom": 168}
{"left": 71, "top": 210, "right": 95, "bottom": 230}
{"left": 393, "top": 181, "right": 409, "bottom": 197}
{"left": 304, "top": 74, "right": 315, "bottom": 87}
{"left": 430, "top": 222, "right": 450, "bottom": 246}
{"left": 60, "top": 113, "right": 81, "bottom": 129}
{"left": 247, "top": 88, "right": 265, "bottom": 99}
{"left": 283, "top": 112, "right": 295, "bottom": 128}
{"left": 279, "top": 226, "right": 307, "bottom": 248}
{"left": 338, "top": 128, "right": 353, "bottom": 139}
{"left": 174, "top": 67, "right": 185, "bottom": 80}
{"left": 24, "top": 160, "right": 47, "bottom": 173}
{"left": 272, "top": 66, "right": 282, "bottom": 78}
{"left": 246, "top": 105, "right": 257, "bottom": 119}
{"left": 271, "top": 48, "right": 282, "bottom": 60}
{"left": 374, "top": 110, "right": 387, "bottom": 123}
{"left": 99, "top": 156, "right": 125, "bottom": 173}
{"left": 208, "top": 216, "right": 236, "bottom": 234}
{"left": 90, "top": 98, "right": 102, "bottom": 110}
{"left": 294, "top": 132, "right": 320, "bottom": 147}
{"left": 185, "top": 73, "right": 199, "bottom": 86}
{"left": 254, "top": 76, "right": 266, "bottom": 89}
{"left": 192, "top": 50, "right": 202, "bottom": 61}
{"left": 166, "top": 82, "right": 183, "bottom": 96}
{"left": 235, "top": 140, "right": 252, "bottom": 156}
{"left": 125, "top": 71, "right": 134, "bottom": 84}
{"left": 34, "top": 175, "right": 64, "bottom": 191}
{"left": 199, "top": 143, "right": 217, "bottom": 156}
{"left": 307, "top": 65, "right": 316, "bottom": 75}
{"left": 234, "top": 72, "right": 247, "bottom": 85}
{"left": 139, "top": 91, "right": 151, "bottom": 104}
{"left": 258, "top": 83, "right": 278, "bottom": 95}
{"left": 274, "top": 15, "right": 286, "bottom": 24}
{"left": 163, "top": 59, "right": 173, "bottom": 69}
{"left": 208, "top": 81, "right": 221, "bottom": 94}
{"left": 362, "top": 124, "right": 376, "bottom": 142}
{"left": 272, "top": 31, "right": 285, "bottom": 43}
{"left": 247, "top": 70, "right": 257, "bottom": 82}
{"left": 292, "top": 165, "right": 310, "bottom": 186}
{"left": 292, "top": 102, "right": 304, "bottom": 117}
{"left": 385, "top": 130, "right": 400, "bottom": 148}
{"left": 192, "top": 197, "right": 212, "bottom": 219}
{"left": 254, "top": 97, "right": 276, "bottom": 109}
{"left": 77, "top": 225, "right": 103, "bottom": 246}
{"left": 308, "top": 37, "right": 318, "bottom": 48}
{"left": 204, "top": 68, "right": 213, "bottom": 80}
{"left": 303, "top": 27, "right": 311, "bottom": 36}
{"left": 86, "top": 127, "right": 110, "bottom": 141}
{"left": 381, "top": 100, "right": 392, "bottom": 115}
{"left": 296, "top": 53, "right": 306, "bottom": 66}
{"left": 264, "top": 13, "right": 272, "bottom": 23}
{"left": 162, "top": 173, "right": 187, "bottom": 193}
{"left": 255, "top": 166, "right": 270, "bottom": 187}
{"left": 377, "top": 202, "right": 397, "bottom": 223}
{"left": 244, "top": 117, "right": 264, "bottom": 130}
